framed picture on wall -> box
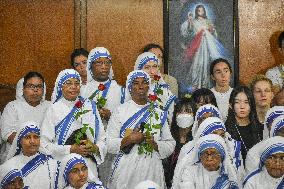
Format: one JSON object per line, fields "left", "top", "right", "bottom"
{"left": 164, "top": 0, "right": 238, "bottom": 97}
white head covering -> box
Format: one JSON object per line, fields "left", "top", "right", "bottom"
{"left": 51, "top": 69, "right": 81, "bottom": 103}
{"left": 243, "top": 136, "right": 284, "bottom": 186}
{"left": 0, "top": 163, "right": 24, "bottom": 188}
{"left": 126, "top": 70, "right": 151, "bottom": 94}
{"left": 270, "top": 115, "right": 284, "bottom": 137}
{"left": 134, "top": 180, "right": 160, "bottom": 189}
{"left": 58, "top": 153, "right": 88, "bottom": 189}
{"left": 134, "top": 52, "right": 159, "bottom": 71}
{"left": 86, "top": 47, "right": 113, "bottom": 82}
{"left": 5, "top": 121, "right": 45, "bottom": 161}
{"left": 193, "top": 134, "right": 238, "bottom": 186}
{"left": 195, "top": 117, "right": 226, "bottom": 140}
{"left": 16, "top": 77, "right": 47, "bottom": 101}
{"left": 263, "top": 106, "right": 284, "bottom": 139}
{"left": 192, "top": 104, "right": 221, "bottom": 137}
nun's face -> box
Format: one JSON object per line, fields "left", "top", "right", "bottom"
{"left": 62, "top": 78, "right": 80, "bottom": 101}
{"left": 3, "top": 177, "right": 24, "bottom": 189}
{"left": 130, "top": 77, "right": 149, "bottom": 99}
{"left": 91, "top": 57, "right": 111, "bottom": 82}
{"left": 212, "top": 129, "right": 225, "bottom": 138}
{"left": 23, "top": 77, "right": 44, "bottom": 106}
{"left": 265, "top": 153, "right": 284, "bottom": 178}
{"left": 68, "top": 163, "right": 88, "bottom": 189}
{"left": 143, "top": 61, "right": 159, "bottom": 79}
{"left": 200, "top": 148, "right": 221, "bottom": 171}
{"left": 275, "top": 127, "right": 284, "bottom": 137}
{"left": 20, "top": 132, "right": 40, "bottom": 157}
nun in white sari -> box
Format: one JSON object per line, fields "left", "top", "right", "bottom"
{"left": 0, "top": 163, "right": 28, "bottom": 189}
{"left": 4, "top": 121, "right": 58, "bottom": 189}
{"left": 107, "top": 70, "right": 175, "bottom": 189}
{"left": 134, "top": 52, "right": 176, "bottom": 124}
{"left": 173, "top": 117, "right": 242, "bottom": 189}
{"left": 1, "top": 72, "right": 50, "bottom": 164}
{"left": 179, "top": 134, "right": 239, "bottom": 189}
{"left": 41, "top": 69, "right": 106, "bottom": 184}
{"left": 58, "top": 153, "right": 106, "bottom": 189}
{"left": 243, "top": 136, "right": 284, "bottom": 189}
{"left": 246, "top": 115, "right": 284, "bottom": 175}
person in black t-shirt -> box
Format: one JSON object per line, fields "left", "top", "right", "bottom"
{"left": 225, "top": 86, "right": 262, "bottom": 165}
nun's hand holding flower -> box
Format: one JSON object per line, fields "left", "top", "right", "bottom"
{"left": 88, "top": 83, "right": 107, "bottom": 109}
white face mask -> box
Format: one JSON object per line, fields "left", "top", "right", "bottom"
{"left": 176, "top": 114, "right": 194, "bottom": 128}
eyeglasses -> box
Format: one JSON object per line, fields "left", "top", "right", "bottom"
{"left": 93, "top": 60, "right": 112, "bottom": 66}
{"left": 63, "top": 80, "right": 80, "bottom": 88}
{"left": 25, "top": 84, "right": 44, "bottom": 90}
{"left": 69, "top": 166, "right": 88, "bottom": 175}
{"left": 201, "top": 152, "right": 221, "bottom": 159}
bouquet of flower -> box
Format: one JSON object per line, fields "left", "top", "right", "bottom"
{"left": 138, "top": 93, "right": 162, "bottom": 155}
{"left": 88, "top": 83, "right": 107, "bottom": 109}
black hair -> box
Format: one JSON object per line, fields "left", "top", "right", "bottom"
{"left": 209, "top": 58, "right": 232, "bottom": 75}
{"left": 70, "top": 48, "right": 89, "bottom": 68}
{"left": 171, "top": 98, "right": 196, "bottom": 142}
{"left": 142, "top": 43, "right": 164, "bottom": 55}
{"left": 23, "top": 71, "right": 45, "bottom": 86}
{"left": 225, "top": 85, "right": 262, "bottom": 142}
{"left": 195, "top": 4, "right": 207, "bottom": 19}
{"left": 191, "top": 88, "right": 218, "bottom": 108}
{"left": 278, "top": 31, "right": 284, "bottom": 48}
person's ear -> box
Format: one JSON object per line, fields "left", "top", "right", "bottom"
{"left": 211, "top": 74, "right": 215, "bottom": 81}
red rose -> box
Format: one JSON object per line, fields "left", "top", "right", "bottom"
{"left": 98, "top": 84, "right": 106, "bottom": 91}
{"left": 75, "top": 100, "right": 83, "bottom": 108}
{"left": 153, "top": 75, "right": 161, "bottom": 81}
{"left": 148, "top": 94, "right": 158, "bottom": 102}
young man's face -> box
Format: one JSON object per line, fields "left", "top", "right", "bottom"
{"left": 253, "top": 80, "right": 273, "bottom": 108}
{"left": 211, "top": 62, "right": 231, "bottom": 88}
{"left": 73, "top": 55, "right": 87, "bottom": 79}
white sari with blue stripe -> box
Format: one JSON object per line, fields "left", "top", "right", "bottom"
{"left": 106, "top": 100, "right": 175, "bottom": 189}
{"left": 41, "top": 97, "right": 106, "bottom": 184}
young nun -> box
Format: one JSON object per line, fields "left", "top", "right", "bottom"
{"left": 246, "top": 115, "right": 284, "bottom": 175}
{"left": 173, "top": 117, "right": 242, "bottom": 189}
{"left": 0, "top": 164, "right": 28, "bottom": 189}
{"left": 107, "top": 70, "right": 175, "bottom": 189}
{"left": 4, "top": 121, "right": 58, "bottom": 189}
{"left": 243, "top": 136, "right": 284, "bottom": 189}
{"left": 58, "top": 153, "right": 106, "bottom": 189}
{"left": 1, "top": 72, "right": 50, "bottom": 164}
{"left": 41, "top": 69, "right": 106, "bottom": 184}
{"left": 179, "top": 134, "right": 239, "bottom": 189}
{"left": 262, "top": 106, "right": 284, "bottom": 140}
{"left": 134, "top": 52, "right": 176, "bottom": 124}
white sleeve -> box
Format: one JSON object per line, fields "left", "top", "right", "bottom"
{"left": 40, "top": 107, "right": 71, "bottom": 159}
{"left": 180, "top": 20, "right": 190, "bottom": 38}
{"left": 106, "top": 110, "right": 123, "bottom": 155}
{"left": 1, "top": 102, "right": 18, "bottom": 141}
{"left": 266, "top": 68, "right": 281, "bottom": 86}
{"left": 243, "top": 179, "right": 256, "bottom": 189}
{"left": 155, "top": 119, "right": 176, "bottom": 159}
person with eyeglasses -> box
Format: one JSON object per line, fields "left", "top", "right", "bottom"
{"left": 70, "top": 48, "right": 89, "bottom": 88}
{"left": 40, "top": 69, "right": 106, "bottom": 185}
{"left": 178, "top": 134, "right": 239, "bottom": 189}
{"left": 80, "top": 47, "right": 128, "bottom": 185}
{"left": 243, "top": 136, "right": 284, "bottom": 189}
{"left": 0, "top": 71, "right": 50, "bottom": 164}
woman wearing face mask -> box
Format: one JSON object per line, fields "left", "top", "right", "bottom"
{"left": 163, "top": 98, "right": 196, "bottom": 188}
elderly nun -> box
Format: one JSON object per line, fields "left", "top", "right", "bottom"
{"left": 41, "top": 69, "right": 106, "bottom": 184}
{"left": 134, "top": 52, "right": 176, "bottom": 124}
{"left": 107, "top": 70, "right": 175, "bottom": 189}
{"left": 173, "top": 117, "right": 242, "bottom": 188}
{"left": 178, "top": 134, "right": 239, "bottom": 189}
{"left": 58, "top": 153, "right": 106, "bottom": 189}
{"left": 246, "top": 115, "right": 284, "bottom": 175}
{"left": 243, "top": 136, "right": 284, "bottom": 189}
{"left": 4, "top": 121, "right": 58, "bottom": 189}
